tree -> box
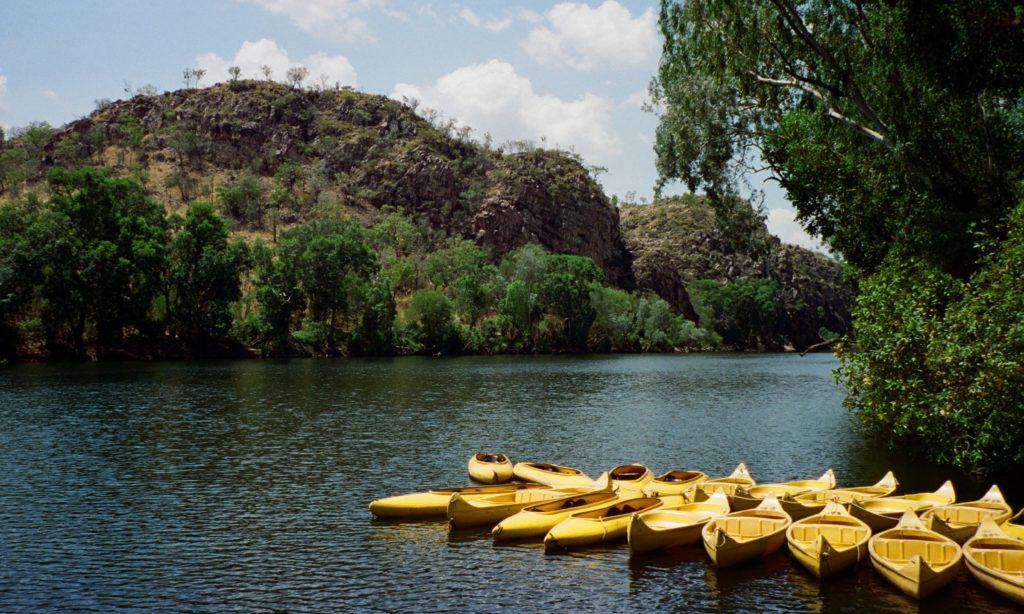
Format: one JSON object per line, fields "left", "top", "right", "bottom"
{"left": 406, "top": 289, "right": 457, "bottom": 354}
{"left": 42, "top": 167, "right": 168, "bottom": 355}
{"left": 167, "top": 202, "right": 249, "bottom": 341}
{"left": 653, "top": 1, "right": 1024, "bottom": 275}
{"left": 228, "top": 66, "right": 242, "bottom": 83}
{"left": 286, "top": 66, "right": 309, "bottom": 89}
{"left": 496, "top": 280, "right": 540, "bottom": 349}
{"left": 688, "top": 278, "right": 779, "bottom": 349}
{"left": 261, "top": 65, "right": 273, "bottom": 81}
{"left": 218, "top": 174, "right": 264, "bottom": 228}
{"left": 540, "top": 254, "right": 603, "bottom": 350}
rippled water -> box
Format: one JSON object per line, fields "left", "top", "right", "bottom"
{"left": 1, "top": 354, "right": 1020, "bottom": 612}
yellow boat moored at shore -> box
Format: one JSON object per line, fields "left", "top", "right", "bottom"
{"left": 512, "top": 462, "right": 596, "bottom": 489}
{"left": 868, "top": 510, "right": 962, "bottom": 599}
{"left": 782, "top": 471, "right": 899, "bottom": 520}
{"left": 369, "top": 482, "right": 548, "bottom": 518}
{"left": 786, "top": 500, "right": 871, "bottom": 579}
{"left": 1001, "top": 508, "right": 1024, "bottom": 540}
{"left": 702, "top": 496, "right": 792, "bottom": 568}
{"left": 922, "top": 484, "right": 1012, "bottom": 544}
{"left": 448, "top": 475, "right": 613, "bottom": 529}
{"left": 643, "top": 469, "right": 708, "bottom": 496}
{"left": 849, "top": 480, "right": 956, "bottom": 533}
{"left": 963, "top": 517, "right": 1024, "bottom": 606}
{"left": 467, "top": 452, "right": 514, "bottom": 484}
{"left": 729, "top": 469, "right": 836, "bottom": 512}
{"left": 628, "top": 490, "right": 730, "bottom": 554}
{"left": 592, "top": 463, "right": 654, "bottom": 493}
{"left": 492, "top": 490, "right": 630, "bottom": 541}
{"left": 544, "top": 496, "right": 664, "bottom": 551}
{"left": 688, "top": 463, "right": 756, "bottom": 500}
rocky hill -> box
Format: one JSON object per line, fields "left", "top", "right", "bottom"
{"left": 2, "top": 81, "right": 851, "bottom": 350}
{"left": 9, "top": 80, "right": 633, "bottom": 286}
{"left": 621, "top": 196, "right": 853, "bottom": 350}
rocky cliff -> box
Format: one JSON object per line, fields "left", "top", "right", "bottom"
{"left": 620, "top": 196, "right": 853, "bottom": 349}
{"left": 28, "top": 80, "right": 634, "bottom": 286}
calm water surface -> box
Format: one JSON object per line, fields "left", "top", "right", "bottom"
{"left": 1, "top": 354, "right": 1021, "bottom": 612}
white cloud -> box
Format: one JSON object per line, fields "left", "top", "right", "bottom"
{"left": 522, "top": 1, "right": 658, "bottom": 71}
{"left": 196, "top": 39, "right": 357, "bottom": 88}
{"left": 241, "top": 0, "right": 381, "bottom": 42}
{"left": 41, "top": 88, "right": 58, "bottom": 101}
{"left": 766, "top": 208, "right": 826, "bottom": 252}
{"left": 392, "top": 59, "right": 619, "bottom": 161}
{"left": 626, "top": 89, "right": 649, "bottom": 110}
{"left": 459, "top": 8, "right": 512, "bottom": 32}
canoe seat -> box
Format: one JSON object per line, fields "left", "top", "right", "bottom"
{"left": 721, "top": 517, "right": 782, "bottom": 538}
{"left": 934, "top": 507, "right": 993, "bottom": 525}
{"left": 790, "top": 524, "right": 867, "bottom": 546}
{"left": 872, "top": 537, "right": 958, "bottom": 565}
{"left": 969, "top": 547, "right": 1024, "bottom": 574}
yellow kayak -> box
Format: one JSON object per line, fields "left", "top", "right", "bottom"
{"left": 964, "top": 517, "right": 1024, "bottom": 605}
{"left": 628, "top": 490, "right": 730, "bottom": 554}
{"left": 869, "top": 510, "right": 962, "bottom": 599}
{"left": 922, "top": 484, "right": 1012, "bottom": 544}
{"left": 702, "top": 496, "right": 792, "bottom": 568}
{"left": 783, "top": 471, "right": 899, "bottom": 520}
{"left": 849, "top": 480, "right": 956, "bottom": 533}
{"left": 643, "top": 469, "right": 708, "bottom": 496}
{"left": 592, "top": 463, "right": 654, "bottom": 493}
{"left": 468, "top": 452, "right": 514, "bottom": 484}
{"left": 492, "top": 490, "right": 630, "bottom": 541}
{"left": 544, "top": 496, "right": 664, "bottom": 551}
{"left": 730, "top": 469, "right": 836, "bottom": 512}
{"left": 512, "top": 462, "right": 595, "bottom": 488}
{"left": 448, "top": 474, "right": 613, "bottom": 529}
{"left": 1001, "top": 508, "right": 1024, "bottom": 540}
{"left": 687, "top": 463, "right": 756, "bottom": 500}
{"left": 369, "top": 483, "right": 547, "bottom": 518}
{"left": 786, "top": 500, "right": 871, "bottom": 579}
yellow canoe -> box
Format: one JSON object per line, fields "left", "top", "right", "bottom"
{"left": 702, "top": 496, "right": 792, "bottom": 568}
{"left": 492, "top": 489, "right": 630, "bottom": 541}
{"left": 512, "top": 462, "right": 595, "bottom": 488}
{"left": 730, "top": 469, "right": 836, "bottom": 512}
{"left": 849, "top": 480, "right": 956, "bottom": 533}
{"left": 591, "top": 463, "right": 654, "bottom": 494}
{"left": 868, "top": 510, "right": 962, "bottom": 599}
{"left": 369, "top": 483, "right": 547, "bottom": 518}
{"left": 448, "top": 474, "right": 613, "bottom": 528}
{"left": 544, "top": 496, "right": 664, "bottom": 551}
{"left": 963, "top": 517, "right": 1024, "bottom": 606}
{"left": 628, "top": 490, "right": 730, "bottom": 554}
{"left": 467, "top": 452, "right": 514, "bottom": 484}
{"left": 922, "top": 484, "right": 1013, "bottom": 544}
{"left": 1002, "top": 508, "right": 1024, "bottom": 540}
{"left": 786, "top": 500, "right": 871, "bottom": 579}
{"left": 643, "top": 469, "right": 708, "bottom": 496}
{"left": 687, "top": 463, "right": 756, "bottom": 500}
{"left": 783, "top": 471, "right": 899, "bottom": 520}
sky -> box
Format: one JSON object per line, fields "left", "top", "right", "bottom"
{"left": 0, "top": 0, "right": 821, "bottom": 250}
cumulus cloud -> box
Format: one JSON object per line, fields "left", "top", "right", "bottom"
{"left": 196, "top": 39, "right": 357, "bottom": 88}
{"left": 523, "top": 1, "right": 658, "bottom": 70}
{"left": 459, "top": 8, "right": 512, "bottom": 32}
{"left": 392, "top": 59, "right": 619, "bottom": 161}
{"left": 241, "top": 0, "right": 381, "bottom": 42}
{"left": 766, "top": 208, "right": 826, "bottom": 252}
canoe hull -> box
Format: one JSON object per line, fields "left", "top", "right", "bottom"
{"left": 370, "top": 483, "right": 545, "bottom": 518}
{"left": 512, "top": 462, "right": 595, "bottom": 489}
{"left": 447, "top": 486, "right": 594, "bottom": 528}
{"left": 468, "top": 453, "right": 514, "bottom": 484}
{"left": 868, "top": 512, "right": 962, "bottom": 600}
{"left": 492, "top": 491, "right": 626, "bottom": 541}
{"left": 544, "top": 497, "right": 663, "bottom": 551}
{"left": 701, "top": 497, "right": 792, "bottom": 568}
{"left": 963, "top": 518, "right": 1024, "bottom": 606}
{"left": 628, "top": 493, "right": 731, "bottom": 554}
{"left": 786, "top": 503, "right": 871, "bottom": 579}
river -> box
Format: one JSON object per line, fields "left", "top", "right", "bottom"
{"left": 0, "top": 354, "right": 1020, "bottom": 611}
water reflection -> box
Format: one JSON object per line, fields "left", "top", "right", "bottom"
{"left": 0, "top": 354, "right": 1021, "bottom": 612}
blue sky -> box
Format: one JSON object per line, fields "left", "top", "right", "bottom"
{"left": 0, "top": 0, "right": 819, "bottom": 249}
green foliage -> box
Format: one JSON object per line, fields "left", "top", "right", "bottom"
{"left": 540, "top": 254, "right": 603, "bottom": 350}
{"left": 654, "top": 1, "right": 1024, "bottom": 275}
{"left": 218, "top": 175, "right": 264, "bottom": 228}
{"left": 688, "top": 278, "right": 778, "bottom": 349}
{"left": 168, "top": 201, "right": 249, "bottom": 340}
{"left": 840, "top": 202, "right": 1024, "bottom": 472}
{"left": 496, "top": 280, "right": 540, "bottom": 350}
{"left": 499, "top": 243, "right": 548, "bottom": 291}
{"left": 406, "top": 289, "right": 459, "bottom": 353}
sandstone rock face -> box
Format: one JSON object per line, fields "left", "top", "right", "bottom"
{"left": 42, "top": 81, "right": 633, "bottom": 285}
{"left": 620, "top": 197, "right": 853, "bottom": 350}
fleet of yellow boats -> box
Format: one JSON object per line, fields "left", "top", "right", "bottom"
{"left": 369, "top": 454, "right": 1024, "bottom": 604}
